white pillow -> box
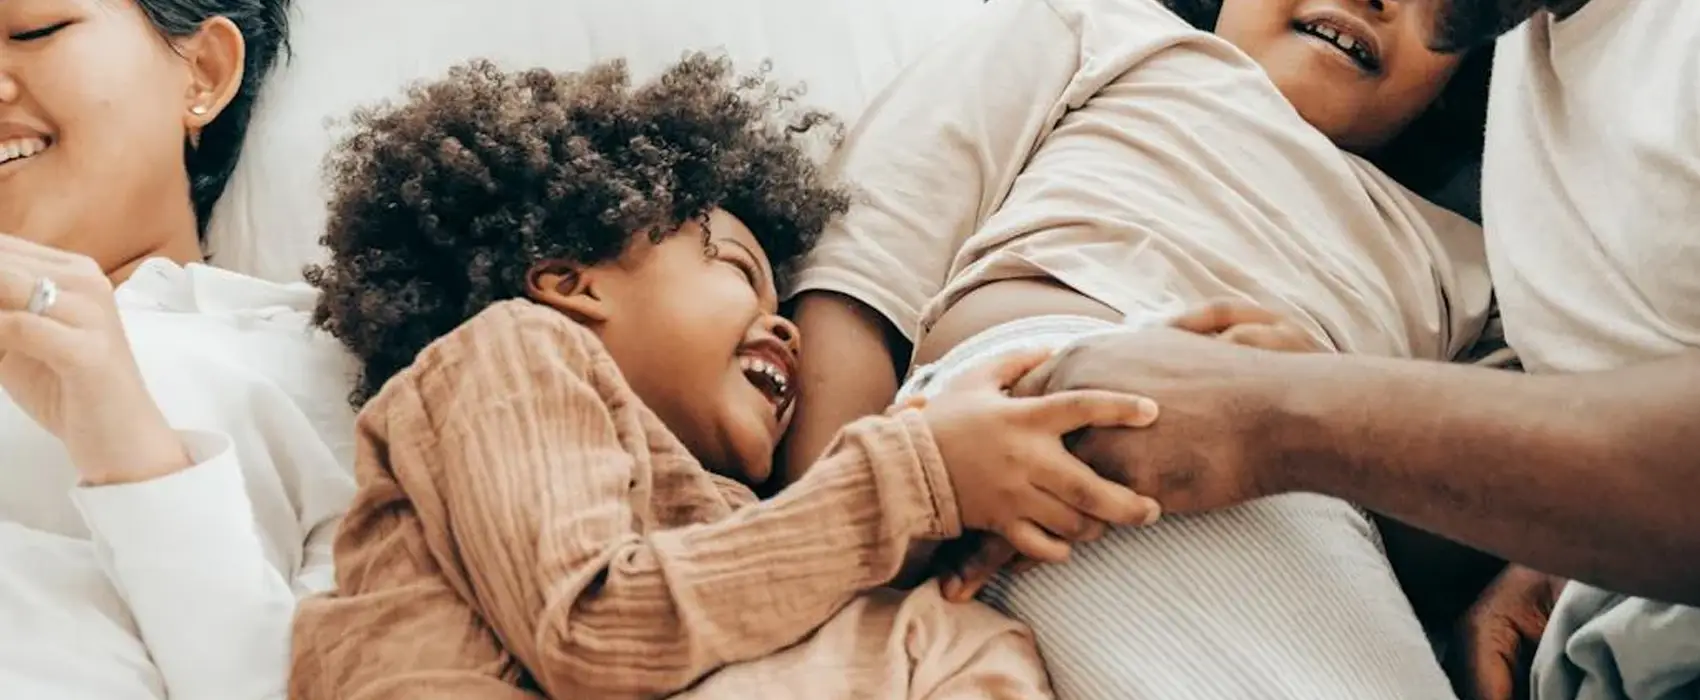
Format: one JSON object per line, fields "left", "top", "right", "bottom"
{"left": 205, "top": 0, "right": 981, "bottom": 282}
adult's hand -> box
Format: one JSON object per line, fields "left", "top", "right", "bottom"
{"left": 939, "top": 300, "right": 1325, "bottom": 601}
{"left": 1009, "top": 323, "right": 1300, "bottom": 514}
{"left": 0, "top": 234, "right": 189, "bottom": 484}
{"left": 1448, "top": 565, "right": 1566, "bottom": 700}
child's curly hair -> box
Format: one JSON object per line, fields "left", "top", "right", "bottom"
{"left": 307, "top": 54, "right": 852, "bottom": 406}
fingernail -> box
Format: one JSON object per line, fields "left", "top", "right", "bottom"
{"left": 1141, "top": 499, "right": 1163, "bottom": 525}
{"left": 1134, "top": 398, "right": 1160, "bottom": 425}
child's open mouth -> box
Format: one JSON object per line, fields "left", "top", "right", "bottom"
{"left": 739, "top": 353, "right": 794, "bottom": 418}
{"left": 1294, "top": 19, "right": 1382, "bottom": 74}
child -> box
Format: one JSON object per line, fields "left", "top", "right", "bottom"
{"left": 785, "top": 0, "right": 1497, "bottom": 697}
{"left": 287, "top": 55, "right": 1164, "bottom": 700}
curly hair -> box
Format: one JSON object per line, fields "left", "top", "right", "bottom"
{"left": 306, "top": 53, "right": 852, "bottom": 406}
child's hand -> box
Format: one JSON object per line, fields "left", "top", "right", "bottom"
{"left": 1169, "top": 299, "right": 1330, "bottom": 353}
{"left": 917, "top": 348, "right": 1162, "bottom": 567}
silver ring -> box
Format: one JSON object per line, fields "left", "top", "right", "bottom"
{"left": 24, "top": 277, "right": 58, "bottom": 316}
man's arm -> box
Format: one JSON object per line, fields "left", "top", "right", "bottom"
{"left": 1023, "top": 328, "right": 1699, "bottom": 603}
{"left": 1275, "top": 350, "right": 1700, "bottom": 603}
{"left": 780, "top": 292, "right": 910, "bottom": 483}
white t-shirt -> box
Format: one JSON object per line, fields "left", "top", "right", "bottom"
{"left": 0, "top": 260, "right": 357, "bottom": 700}
{"left": 1486, "top": 3, "right": 1700, "bottom": 698}
{"left": 1483, "top": 0, "right": 1700, "bottom": 374}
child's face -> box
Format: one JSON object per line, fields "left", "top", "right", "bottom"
{"left": 562, "top": 210, "right": 799, "bottom": 484}
{"left": 1216, "top": 0, "right": 1464, "bottom": 153}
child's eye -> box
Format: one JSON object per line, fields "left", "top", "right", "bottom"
{"left": 11, "top": 21, "right": 71, "bottom": 42}
{"left": 727, "top": 257, "right": 760, "bottom": 286}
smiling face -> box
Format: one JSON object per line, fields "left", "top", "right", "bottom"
{"left": 534, "top": 209, "right": 801, "bottom": 484}
{"left": 0, "top": 0, "right": 244, "bottom": 275}
{"left": 1216, "top": 0, "right": 1466, "bottom": 152}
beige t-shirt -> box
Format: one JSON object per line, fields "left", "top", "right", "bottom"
{"left": 1483, "top": 0, "right": 1700, "bottom": 375}
{"left": 795, "top": 0, "right": 1490, "bottom": 361}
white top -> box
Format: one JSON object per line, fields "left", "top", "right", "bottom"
{"left": 0, "top": 260, "right": 357, "bottom": 700}
{"left": 1482, "top": 0, "right": 1700, "bottom": 374}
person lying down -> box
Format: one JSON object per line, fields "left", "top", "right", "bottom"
{"left": 786, "top": 0, "right": 1497, "bottom": 697}
{"left": 287, "top": 55, "right": 1169, "bottom": 700}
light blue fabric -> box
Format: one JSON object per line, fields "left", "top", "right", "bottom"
{"left": 1534, "top": 584, "right": 1700, "bottom": 700}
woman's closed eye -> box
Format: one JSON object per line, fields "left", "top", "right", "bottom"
{"left": 9, "top": 21, "right": 71, "bottom": 42}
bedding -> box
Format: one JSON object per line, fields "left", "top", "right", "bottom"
{"left": 204, "top": 0, "right": 981, "bottom": 282}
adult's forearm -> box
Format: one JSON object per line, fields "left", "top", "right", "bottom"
{"left": 1276, "top": 351, "right": 1700, "bottom": 604}
{"left": 781, "top": 292, "right": 910, "bottom": 483}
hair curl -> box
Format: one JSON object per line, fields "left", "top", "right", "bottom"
{"left": 307, "top": 54, "right": 851, "bottom": 406}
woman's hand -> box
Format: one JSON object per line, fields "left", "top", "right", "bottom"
{"left": 0, "top": 234, "right": 189, "bottom": 485}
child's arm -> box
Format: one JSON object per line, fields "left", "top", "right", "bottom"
{"left": 289, "top": 466, "right": 543, "bottom": 700}
{"left": 784, "top": 0, "right": 1083, "bottom": 476}
{"left": 371, "top": 304, "right": 959, "bottom": 699}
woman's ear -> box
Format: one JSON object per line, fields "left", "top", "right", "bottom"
{"left": 178, "top": 17, "right": 246, "bottom": 138}
{"left": 527, "top": 260, "right": 610, "bottom": 324}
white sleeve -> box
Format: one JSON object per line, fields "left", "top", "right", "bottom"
{"left": 70, "top": 430, "right": 315, "bottom": 700}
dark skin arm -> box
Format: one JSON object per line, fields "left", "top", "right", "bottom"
{"left": 779, "top": 291, "right": 911, "bottom": 482}
{"left": 1020, "top": 328, "right": 1700, "bottom": 604}
{"left": 1277, "top": 349, "right": 1700, "bottom": 603}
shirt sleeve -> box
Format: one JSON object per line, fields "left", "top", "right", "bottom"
{"left": 789, "top": 0, "right": 1080, "bottom": 339}
{"left": 311, "top": 305, "right": 961, "bottom": 700}
{"left": 71, "top": 431, "right": 308, "bottom": 700}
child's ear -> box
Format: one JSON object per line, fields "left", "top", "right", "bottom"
{"left": 526, "top": 260, "right": 609, "bottom": 324}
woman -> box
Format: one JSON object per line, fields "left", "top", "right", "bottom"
{"left": 0, "top": 1, "right": 354, "bottom": 699}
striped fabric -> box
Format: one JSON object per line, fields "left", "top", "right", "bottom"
{"left": 900, "top": 315, "right": 1457, "bottom": 700}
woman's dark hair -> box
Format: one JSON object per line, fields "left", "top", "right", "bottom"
{"left": 137, "top": 0, "right": 292, "bottom": 231}
{"left": 306, "top": 54, "right": 852, "bottom": 406}
{"left": 1159, "top": 0, "right": 1492, "bottom": 197}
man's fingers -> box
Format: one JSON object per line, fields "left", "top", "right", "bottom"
{"left": 944, "top": 536, "right": 1020, "bottom": 603}
{"left": 1462, "top": 622, "right": 1519, "bottom": 700}
{"left": 1026, "top": 389, "right": 1159, "bottom": 432}
{"left": 1033, "top": 457, "right": 1161, "bottom": 526}
{"left": 946, "top": 348, "right": 1056, "bottom": 393}
{"left": 1003, "top": 520, "right": 1071, "bottom": 564}
{"left": 1169, "top": 299, "right": 1280, "bottom": 335}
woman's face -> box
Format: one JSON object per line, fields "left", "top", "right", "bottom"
{"left": 1216, "top": 0, "right": 1464, "bottom": 152}
{"left": 0, "top": 0, "right": 238, "bottom": 273}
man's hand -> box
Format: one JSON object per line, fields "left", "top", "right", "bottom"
{"left": 1009, "top": 310, "right": 1313, "bottom": 513}
{"left": 1447, "top": 566, "right": 1566, "bottom": 700}
{"left": 937, "top": 301, "right": 1324, "bottom": 600}
{"left": 1169, "top": 299, "right": 1331, "bottom": 354}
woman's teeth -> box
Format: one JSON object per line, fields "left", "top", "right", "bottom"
{"left": 0, "top": 137, "right": 48, "bottom": 166}
{"left": 739, "top": 355, "right": 791, "bottom": 403}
